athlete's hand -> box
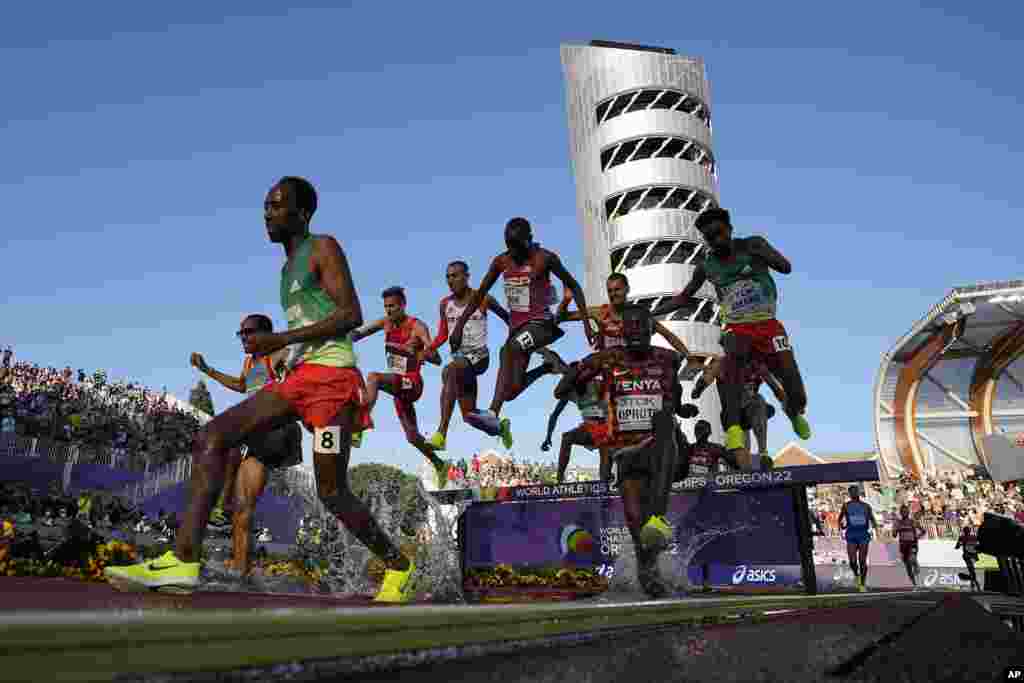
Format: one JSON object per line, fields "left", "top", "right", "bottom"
{"left": 244, "top": 332, "right": 286, "bottom": 356}
{"left": 190, "top": 353, "right": 209, "bottom": 374}
{"left": 541, "top": 439, "right": 552, "bottom": 452}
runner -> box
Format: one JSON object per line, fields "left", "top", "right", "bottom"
{"left": 675, "top": 419, "right": 739, "bottom": 482}
{"left": 449, "top": 217, "right": 593, "bottom": 447}
{"left": 837, "top": 485, "right": 878, "bottom": 592}
{"left": 893, "top": 504, "right": 924, "bottom": 589}
{"left": 557, "top": 272, "right": 694, "bottom": 359}
{"left": 351, "top": 287, "right": 449, "bottom": 488}
{"left": 651, "top": 208, "right": 811, "bottom": 459}
{"left": 106, "top": 176, "right": 415, "bottom": 602}
{"left": 955, "top": 524, "right": 982, "bottom": 591}
{"left": 190, "top": 314, "right": 302, "bottom": 576}
{"left": 423, "top": 260, "right": 510, "bottom": 451}
{"left": 541, "top": 360, "right": 612, "bottom": 483}
{"left": 556, "top": 304, "right": 690, "bottom": 598}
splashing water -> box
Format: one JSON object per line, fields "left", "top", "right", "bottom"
{"left": 409, "top": 479, "right": 469, "bottom": 603}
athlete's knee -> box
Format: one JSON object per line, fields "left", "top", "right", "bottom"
{"left": 193, "top": 428, "right": 229, "bottom": 465}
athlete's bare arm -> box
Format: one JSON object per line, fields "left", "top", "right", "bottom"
{"left": 545, "top": 250, "right": 593, "bottom": 344}
{"left": 838, "top": 502, "right": 848, "bottom": 529}
{"left": 485, "top": 294, "right": 511, "bottom": 326}
{"left": 247, "top": 236, "right": 363, "bottom": 356}
{"left": 190, "top": 353, "right": 245, "bottom": 394}
{"left": 654, "top": 321, "right": 690, "bottom": 357}
{"left": 413, "top": 321, "right": 441, "bottom": 366}
{"left": 451, "top": 256, "right": 502, "bottom": 350}
{"left": 351, "top": 318, "right": 387, "bottom": 343}
{"left": 867, "top": 504, "right": 878, "bottom": 531}
{"left": 428, "top": 300, "right": 450, "bottom": 353}
{"left": 543, "top": 398, "right": 570, "bottom": 447}
{"left": 744, "top": 236, "right": 792, "bottom": 275}
{"left": 650, "top": 262, "right": 707, "bottom": 317}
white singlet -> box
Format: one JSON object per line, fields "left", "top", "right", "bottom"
{"left": 444, "top": 294, "right": 488, "bottom": 353}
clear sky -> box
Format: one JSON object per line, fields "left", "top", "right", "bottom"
{"left": 3, "top": 2, "right": 1022, "bottom": 473}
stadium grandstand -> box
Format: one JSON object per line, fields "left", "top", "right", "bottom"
{"left": 874, "top": 280, "right": 1024, "bottom": 481}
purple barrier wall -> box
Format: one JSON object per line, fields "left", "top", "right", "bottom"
{"left": 463, "top": 487, "right": 801, "bottom": 573}
{"left": 0, "top": 456, "right": 66, "bottom": 492}
{"left": 139, "top": 482, "right": 300, "bottom": 543}
{"left": 0, "top": 456, "right": 145, "bottom": 493}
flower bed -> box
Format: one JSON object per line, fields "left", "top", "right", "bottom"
{"left": 464, "top": 564, "right": 609, "bottom": 592}
{"left": 0, "top": 540, "right": 137, "bottom": 582}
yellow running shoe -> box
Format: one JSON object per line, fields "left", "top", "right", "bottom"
{"left": 351, "top": 431, "right": 364, "bottom": 449}
{"left": 725, "top": 425, "right": 746, "bottom": 451}
{"left": 858, "top": 581, "right": 867, "bottom": 593}
{"left": 499, "top": 418, "right": 514, "bottom": 450}
{"left": 791, "top": 414, "right": 811, "bottom": 440}
{"left": 373, "top": 558, "right": 416, "bottom": 603}
{"left": 104, "top": 550, "right": 199, "bottom": 594}
{"left": 433, "top": 459, "right": 450, "bottom": 490}
{"left": 426, "top": 432, "right": 446, "bottom": 451}
{"left": 640, "top": 515, "right": 672, "bottom": 552}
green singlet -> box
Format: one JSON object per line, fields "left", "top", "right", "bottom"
{"left": 703, "top": 247, "right": 778, "bottom": 325}
{"left": 280, "top": 233, "right": 357, "bottom": 369}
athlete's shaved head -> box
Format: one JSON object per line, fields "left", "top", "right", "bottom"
{"left": 243, "top": 314, "right": 273, "bottom": 332}
{"left": 448, "top": 260, "right": 469, "bottom": 275}
{"left": 277, "top": 176, "right": 318, "bottom": 219}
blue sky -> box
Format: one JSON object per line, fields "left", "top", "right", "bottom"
{"left": 3, "top": 2, "right": 1022, "bottom": 473}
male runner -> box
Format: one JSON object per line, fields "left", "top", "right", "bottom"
{"left": 893, "top": 504, "right": 924, "bottom": 588}
{"left": 190, "top": 314, "right": 303, "bottom": 576}
{"left": 351, "top": 287, "right": 448, "bottom": 488}
{"left": 557, "top": 305, "right": 695, "bottom": 597}
{"left": 558, "top": 272, "right": 694, "bottom": 359}
{"left": 106, "top": 177, "right": 415, "bottom": 602}
{"left": 651, "top": 208, "right": 810, "bottom": 456}
{"left": 675, "top": 419, "right": 740, "bottom": 482}
{"left": 541, "top": 360, "right": 612, "bottom": 483}
{"left": 955, "top": 524, "right": 982, "bottom": 591}
{"left": 423, "top": 260, "right": 509, "bottom": 451}
{"left": 838, "top": 485, "right": 878, "bottom": 592}
{"left": 450, "top": 217, "right": 592, "bottom": 447}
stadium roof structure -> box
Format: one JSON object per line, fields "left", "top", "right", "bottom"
{"left": 873, "top": 280, "right": 1024, "bottom": 481}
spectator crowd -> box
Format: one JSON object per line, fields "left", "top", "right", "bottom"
{"left": 433, "top": 451, "right": 562, "bottom": 490}
{"left": 1, "top": 349, "right": 206, "bottom": 470}
{"left": 811, "top": 468, "right": 1024, "bottom": 541}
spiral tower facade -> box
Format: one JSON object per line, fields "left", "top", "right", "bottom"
{"left": 561, "top": 41, "right": 724, "bottom": 441}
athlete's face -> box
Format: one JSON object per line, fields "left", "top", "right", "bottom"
{"left": 606, "top": 278, "right": 629, "bottom": 307}
{"left": 446, "top": 265, "right": 469, "bottom": 295}
{"left": 699, "top": 219, "right": 732, "bottom": 254}
{"left": 504, "top": 224, "right": 531, "bottom": 253}
{"left": 383, "top": 295, "right": 406, "bottom": 322}
{"left": 264, "top": 183, "right": 306, "bottom": 243}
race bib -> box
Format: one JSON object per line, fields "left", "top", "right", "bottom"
{"left": 505, "top": 277, "right": 531, "bottom": 313}
{"left": 772, "top": 335, "right": 791, "bottom": 353}
{"left": 616, "top": 394, "right": 663, "bottom": 431}
{"left": 603, "top": 335, "right": 625, "bottom": 348}
{"left": 314, "top": 426, "right": 342, "bottom": 455}
{"left": 457, "top": 347, "right": 488, "bottom": 366}
{"left": 387, "top": 353, "right": 408, "bottom": 373}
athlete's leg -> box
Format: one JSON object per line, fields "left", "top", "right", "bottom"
{"left": 230, "top": 456, "right": 267, "bottom": 575}
{"left": 557, "top": 426, "right": 592, "bottom": 483}
{"left": 364, "top": 372, "right": 391, "bottom": 414}
{"left": 599, "top": 447, "right": 612, "bottom": 483}
{"left": 315, "top": 404, "right": 408, "bottom": 572}
{"left": 215, "top": 448, "right": 243, "bottom": 523}
{"left": 177, "top": 390, "right": 298, "bottom": 563}
{"left": 489, "top": 340, "right": 529, "bottom": 416}
{"left": 647, "top": 409, "right": 678, "bottom": 522}
{"left": 491, "top": 322, "right": 565, "bottom": 411}
{"left": 396, "top": 398, "right": 444, "bottom": 468}
{"left": 763, "top": 349, "right": 809, "bottom": 440}
{"left": 716, "top": 333, "right": 752, "bottom": 451}
{"left": 437, "top": 360, "right": 468, "bottom": 438}
{"left": 858, "top": 542, "right": 870, "bottom": 585}
{"left": 846, "top": 541, "right": 860, "bottom": 582}
{"left": 747, "top": 397, "right": 770, "bottom": 456}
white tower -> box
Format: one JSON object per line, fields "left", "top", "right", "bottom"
{"left": 561, "top": 40, "right": 724, "bottom": 442}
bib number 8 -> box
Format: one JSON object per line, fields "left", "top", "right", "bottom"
{"left": 315, "top": 425, "right": 342, "bottom": 454}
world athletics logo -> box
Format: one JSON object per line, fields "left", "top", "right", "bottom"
{"left": 559, "top": 525, "right": 595, "bottom": 558}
